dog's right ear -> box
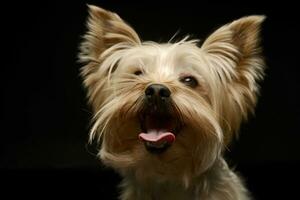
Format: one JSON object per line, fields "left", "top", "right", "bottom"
{"left": 79, "top": 5, "right": 140, "bottom": 64}
{"left": 79, "top": 5, "right": 141, "bottom": 108}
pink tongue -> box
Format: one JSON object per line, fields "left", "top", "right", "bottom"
{"left": 139, "top": 130, "right": 175, "bottom": 144}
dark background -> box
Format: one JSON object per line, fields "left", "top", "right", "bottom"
{"left": 1, "top": 1, "right": 299, "bottom": 199}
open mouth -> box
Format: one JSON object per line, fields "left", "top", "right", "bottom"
{"left": 138, "top": 112, "right": 181, "bottom": 154}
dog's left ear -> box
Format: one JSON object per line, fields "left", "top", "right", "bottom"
{"left": 201, "top": 16, "right": 266, "bottom": 141}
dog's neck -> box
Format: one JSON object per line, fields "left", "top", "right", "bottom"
{"left": 120, "top": 158, "right": 249, "bottom": 200}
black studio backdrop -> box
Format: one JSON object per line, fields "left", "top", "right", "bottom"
{"left": 1, "top": 1, "right": 299, "bottom": 199}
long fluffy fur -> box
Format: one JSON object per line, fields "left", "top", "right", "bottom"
{"left": 79, "top": 5, "right": 265, "bottom": 200}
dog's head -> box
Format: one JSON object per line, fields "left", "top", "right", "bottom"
{"left": 79, "top": 5, "right": 265, "bottom": 183}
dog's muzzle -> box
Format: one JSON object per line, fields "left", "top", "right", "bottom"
{"left": 139, "top": 84, "right": 180, "bottom": 154}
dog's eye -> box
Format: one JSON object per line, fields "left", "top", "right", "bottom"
{"left": 134, "top": 70, "right": 143, "bottom": 76}
{"left": 180, "top": 76, "right": 198, "bottom": 88}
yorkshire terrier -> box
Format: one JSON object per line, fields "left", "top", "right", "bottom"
{"left": 79, "top": 5, "right": 265, "bottom": 200}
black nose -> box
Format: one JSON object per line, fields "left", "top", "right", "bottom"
{"left": 145, "top": 84, "right": 171, "bottom": 101}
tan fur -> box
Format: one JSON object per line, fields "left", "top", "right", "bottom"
{"left": 79, "top": 5, "right": 265, "bottom": 200}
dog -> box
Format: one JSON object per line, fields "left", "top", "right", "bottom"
{"left": 79, "top": 5, "right": 265, "bottom": 200}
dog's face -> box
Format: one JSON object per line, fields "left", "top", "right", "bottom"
{"left": 79, "top": 5, "right": 265, "bottom": 183}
